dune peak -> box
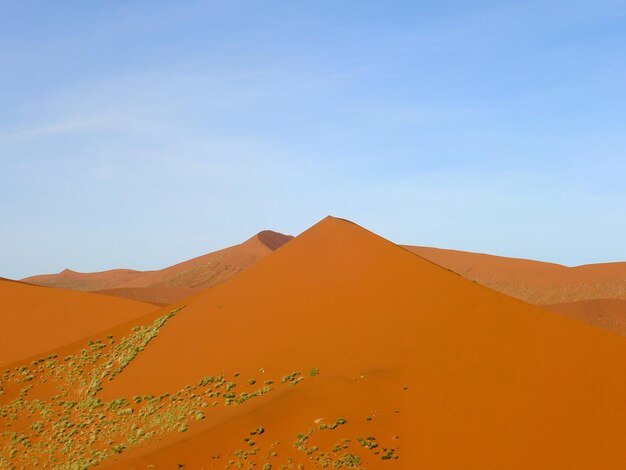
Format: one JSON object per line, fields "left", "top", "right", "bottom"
{"left": 254, "top": 230, "right": 293, "bottom": 251}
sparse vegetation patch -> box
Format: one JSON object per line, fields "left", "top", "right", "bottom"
{"left": 0, "top": 307, "right": 330, "bottom": 469}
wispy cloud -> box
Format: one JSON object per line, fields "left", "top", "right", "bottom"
{"left": 1, "top": 118, "right": 107, "bottom": 142}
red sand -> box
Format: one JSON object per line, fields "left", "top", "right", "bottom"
{"left": 6, "top": 218, "right": 626, "bottom": 468}
{"left": 116, "top": 230, "right": 292, "bottom": 290}
{"left": 21, "top": 268, "right": 144, "bottom": 291}
{"left": 0, "top": 278, "right": 156, "bottom": 364}
{"left": 542, "top": 299, "right": 626, "bottom": 336}
{"left": 84, "top": 217, "right": 626, "bottom": 468}
{"left": 405, "top": 245, "right": 626, "bottom": 304}
{"left": 93, "top": 287, "right": 195, "bottom": 305}
{"left": 22, "top": 230, "right": 292, "bottom": 305}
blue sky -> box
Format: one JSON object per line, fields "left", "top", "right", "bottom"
{"left": 1, "top": 1, "right": 625, "bottom": 279}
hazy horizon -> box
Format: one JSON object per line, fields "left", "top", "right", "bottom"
{"left": 2, "top": 1, "right": 625, "bottom": 279}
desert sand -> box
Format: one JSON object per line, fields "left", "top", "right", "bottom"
{"left": 4, "top": 217, "right": 626, "bottom": 469}
{"left": 0, "top": 278, "right": 156, "bottom": 364}
{"left": 20, "top": 268, "right": 145, "bottom": 291}
{"left": 543, "top": 298, "right": 626, "bottom": 336}
{"left": 405, "top": 245, "right": 626, "bottom": 304}
{"left": 22, "top": 230, "right": 292, "bottom": 305}
{"left": 93, "top": 287, "right": 196, "bottom": 306}
{"left": 405, "top": 246, "right": 626, "bottom": 335}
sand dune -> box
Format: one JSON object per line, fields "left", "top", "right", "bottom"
{"left": 405, "top": 245, "right": 626, "bottom": 304}
{"left": 542, "top": 298, "right": 626, "bottom": 336}
{"left": 0, "top": 278, "right": 156, "bottom": 364}
{"left": 93, "top": 287, "right": 196, "bottom": 305}
{"left": 116, "top": 230, "right": 293, "bottom": 290}
{"left": 4, "top": 217, "right": 626, "bottom": 468}
{"left": 22, "top": 230, "right": 292, "bottom": 304}
{"left": 21, "top": 268, "right": 143, "bottom": 291}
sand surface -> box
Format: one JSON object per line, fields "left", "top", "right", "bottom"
{"left": 21, "top": 268, "right": 145, "bottom": 291}
{"left": 22, "top": 230, "right": 292, "bottom": 305}
{"left": 406, "top": 245, "right": 626, "bottom": 304}
{"left": 542, "top": 298, "right": 626, "bottom": 336}
{"left": 0, "top": 278, "right": 156, "bottom": 364}
{"left": 4, "top": 218, "right": 626, "bottom": 468}
{"left": 93, "top": 287, "right": 196, "bottom": 305}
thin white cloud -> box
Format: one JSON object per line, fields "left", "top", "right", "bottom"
{"left": 0, "top": 113, "right": 160, "bottom": 143}
{"left": 0, "top": 119, "right": 99, "bottom": 141}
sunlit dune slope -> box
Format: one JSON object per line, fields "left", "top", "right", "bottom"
{"left": 0, "top": 279, "right": 156, "bottom": 364}
{"left": 85, "top": 216, "right": 626, "bottom": 469}
{"left": 21, "top": 230, "right": 292, "bottom": 304}
{"left": 405, "top": 245, "right": 626, "bottom": 304}
{"left": 542, "top": 298, "right": 626, "bottom": 336}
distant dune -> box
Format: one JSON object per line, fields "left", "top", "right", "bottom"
{"left": 5, "top": 217, "right": 626, "bottom": 468}
{"left": 0, "top": 278, "right": 156, "bottom": 364}
{"left": 22, "top": 230, "right": 292, "bottom": 305}
{"left": 404, "top": 246, "right": 626, "bottom": 335}
{"left": 20, "top": 268, "right": 144, "bottom": 291}
{"left": 404, "top": 245, "right": 626, "bottom": 304}
{"left": 542, "top": 298, "right": 626, "bottom": 336}
{"left": 93, "top": 287, "right": 197, "bottom": 305}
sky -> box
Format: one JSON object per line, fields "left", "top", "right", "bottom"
{"left": 1, "top": 0, "right": 625, "bottom": 279}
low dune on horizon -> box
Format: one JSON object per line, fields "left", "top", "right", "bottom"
{"left": 405, "top": 245, "right": 626, "bottom": 335}
{"left": 3, "top": 217, "right": 626, "bottom": 468}
{"left": 405, "top": 245, "right": 626, "bottom": 304}
{"left": 21, "top": 230, "right": 293, "bottom": 305}
{"left": 544, "top": 298, "right": 626, "bottom": 336}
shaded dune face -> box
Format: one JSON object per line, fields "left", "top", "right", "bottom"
{"left": 20, "top": 230, "right": 293, "bottom": 305}
{"left": 256, "top": 229, "right": 293, "bottom": 251}
{"left": 0, "top": 280, "right": 156, "bottom": 364}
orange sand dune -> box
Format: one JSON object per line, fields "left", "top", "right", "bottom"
{"left": 21, "top": 268, "right": 144, "bottom": 291}
{"left": 0, "top": 279, "right": 156, "bottom": 365}
{"left": 405, "top": 245, "right": 626, "bottom": 304}
{"left": 542, "top": 298, "right": 626, "bottom": 336}
{"left": 78, "top": 216, "right": 626, "bottom": 468}
{"left": 6, "top": 217, "right": 626, "bottom": 468}
{"left": 93, "top": 287, "right": 195, "bottom": 305}
{"left": 116, "top": 230, "right": 293, "bottom": 290}
{"left": 22, "top": 230, "right": 292, "bottom": 304}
